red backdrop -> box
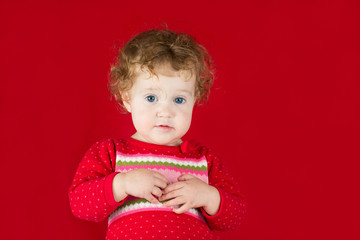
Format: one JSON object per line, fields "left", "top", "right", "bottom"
{"left": 1, "top": 0, "right": 359, "bottom": 239}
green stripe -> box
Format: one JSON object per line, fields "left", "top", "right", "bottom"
{"left": 122, "top": 198, "right": 166, "bottom": 207}
{"left": 116, "top": 160, "right": 207, "bottom": 171}
{"left": 115, "top": 198, "right": 168, "bottom": 210}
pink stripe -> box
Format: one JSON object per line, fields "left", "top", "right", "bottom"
{"left": 108, "top": 208, "right": 205, "bottom": 226}
{"left": 116, "top": 152, "right": 207, "bottom": 163}
{"left": 115, "top": 166, "right": 208, "bottom": 184}
{"left": 116, "top": 164, "right": 207, "bottom": 176}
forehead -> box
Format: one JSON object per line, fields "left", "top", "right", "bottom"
{"left": 132, "top": 64, "right": 195, "bottom": 90}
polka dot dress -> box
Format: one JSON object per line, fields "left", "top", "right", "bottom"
{"left": 106, "top": 212, "right": 217, "bottom": 240}
{"left": 69, "top": 138, "right": 247, "bottom": 239}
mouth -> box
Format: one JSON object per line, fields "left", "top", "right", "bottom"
{"left": 155, "top": 124, "right": 173, "bottom": 131}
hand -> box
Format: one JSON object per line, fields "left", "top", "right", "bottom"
{"left": 159, "top": 174, "right": 221, "bottom": 215}
{"left": 113, "top": 168, "right": 169, "bottom": 204}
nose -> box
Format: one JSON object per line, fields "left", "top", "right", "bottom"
{"left": 156, "top": 102, "right": 174, "bottom": 118}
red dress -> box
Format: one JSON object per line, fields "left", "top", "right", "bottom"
{"left": 69, "top": 138, "right": 246, "bottom": 239}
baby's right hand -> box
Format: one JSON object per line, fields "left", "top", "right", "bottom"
{"left": 113, "top": 168, "right": 169, "bottom": 204}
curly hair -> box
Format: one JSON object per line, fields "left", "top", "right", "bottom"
{"left": 108, "top": 28, "right": 214, "bottom": 112}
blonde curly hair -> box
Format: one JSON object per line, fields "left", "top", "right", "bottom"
{"left": 108, "top": 28, "right": 214, "bottom": 112}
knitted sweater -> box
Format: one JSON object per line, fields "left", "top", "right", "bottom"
{"left": 69, "top": 138, "right": 246, "bottom": 239}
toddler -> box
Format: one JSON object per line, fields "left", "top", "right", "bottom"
{"left": 69, "top": 28, "right": 246, "bottom": 240}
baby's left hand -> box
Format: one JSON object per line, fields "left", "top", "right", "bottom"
{"left": 159, "top": 174, "right": 220, "bottom": 215}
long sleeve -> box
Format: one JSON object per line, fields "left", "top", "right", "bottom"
{"left": 68, "top": 139, "right": 125, "bottom": 222}
{"left": 201, "top": 149, "right": 247, "bottom": 231}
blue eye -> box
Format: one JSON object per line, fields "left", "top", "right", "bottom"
{"left": 174, "top": 97, "right": 185, "bottom": 104}
{"left": 146, "top": 95, "right": 157, "bottom": 102}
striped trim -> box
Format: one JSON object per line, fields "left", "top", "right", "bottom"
{"left": 108, "top": 198, "right": 205, "bottom": 225}
{"left": 117, "top": 160, "right": 207, "bottom": 171}
{"left": 117, "top": 168, "right": 208, "bottom": 185}
{"left": 116, "top": 152, "right": 206, "bottom": 162}
{"left": 116, "top": 153, "right": 207, "bottom": 166}
{"left": 117, "top": 164, "right": 207, "bottom": 176}
{"left": 109, "top": 151, "right": 209, "bottom": 226}
{"left": 115, "top": 153, "right": 208, "bottom": 180}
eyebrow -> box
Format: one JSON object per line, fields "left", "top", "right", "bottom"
{"left": 144, "top": 87, "right": 160, "bottom": 91}
{"left": 177, "top": 90, "right": 194, "bottom": 96}
{"left": 143, "top": 88, "right": 194, "bottom": 96}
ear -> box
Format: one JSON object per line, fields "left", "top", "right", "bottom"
{"left": 121, "top": 92, "right": 132, "bottom": 113}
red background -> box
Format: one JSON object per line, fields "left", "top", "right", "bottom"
{"left": 1, "top": 0, "right": 359, "bottom": 239}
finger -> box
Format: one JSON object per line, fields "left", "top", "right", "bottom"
{"left": 154, "top": 177, "right": 168, "bottom": 189}
{"left": 153, "top": 172, "right": 170, "bottom": 185}
{"left": 178, "top": 174, "right": 195, "bottom": 181}
{"left": 160, "top": 188, "right": 182, "bottom": 201}
{"left": 163, "top": 196, "right": 185, "bottom": 207}
{"left": 145, "top": 194, "right": 159, "bottom": 204}
{"left": 151, "top": 187, "right": 163, "bottom": 198}
{"left": 163, "top": 182, "right": 184, "bottom": 194}
{"left": 160, "top": 191, "right": 177, "bottom": 201}
{"left": 173, "top": 203, "right": 191, "bottom": 214}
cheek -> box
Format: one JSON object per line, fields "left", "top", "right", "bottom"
{"left": 131, "top": 107, "right": 154, "bottom": 129}
{"left": 177, "top": 107, "right": 194, "bottom": 129}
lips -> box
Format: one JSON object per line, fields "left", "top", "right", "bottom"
{"left": 155, "top": 124, "right": 173, "bottom": 130}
